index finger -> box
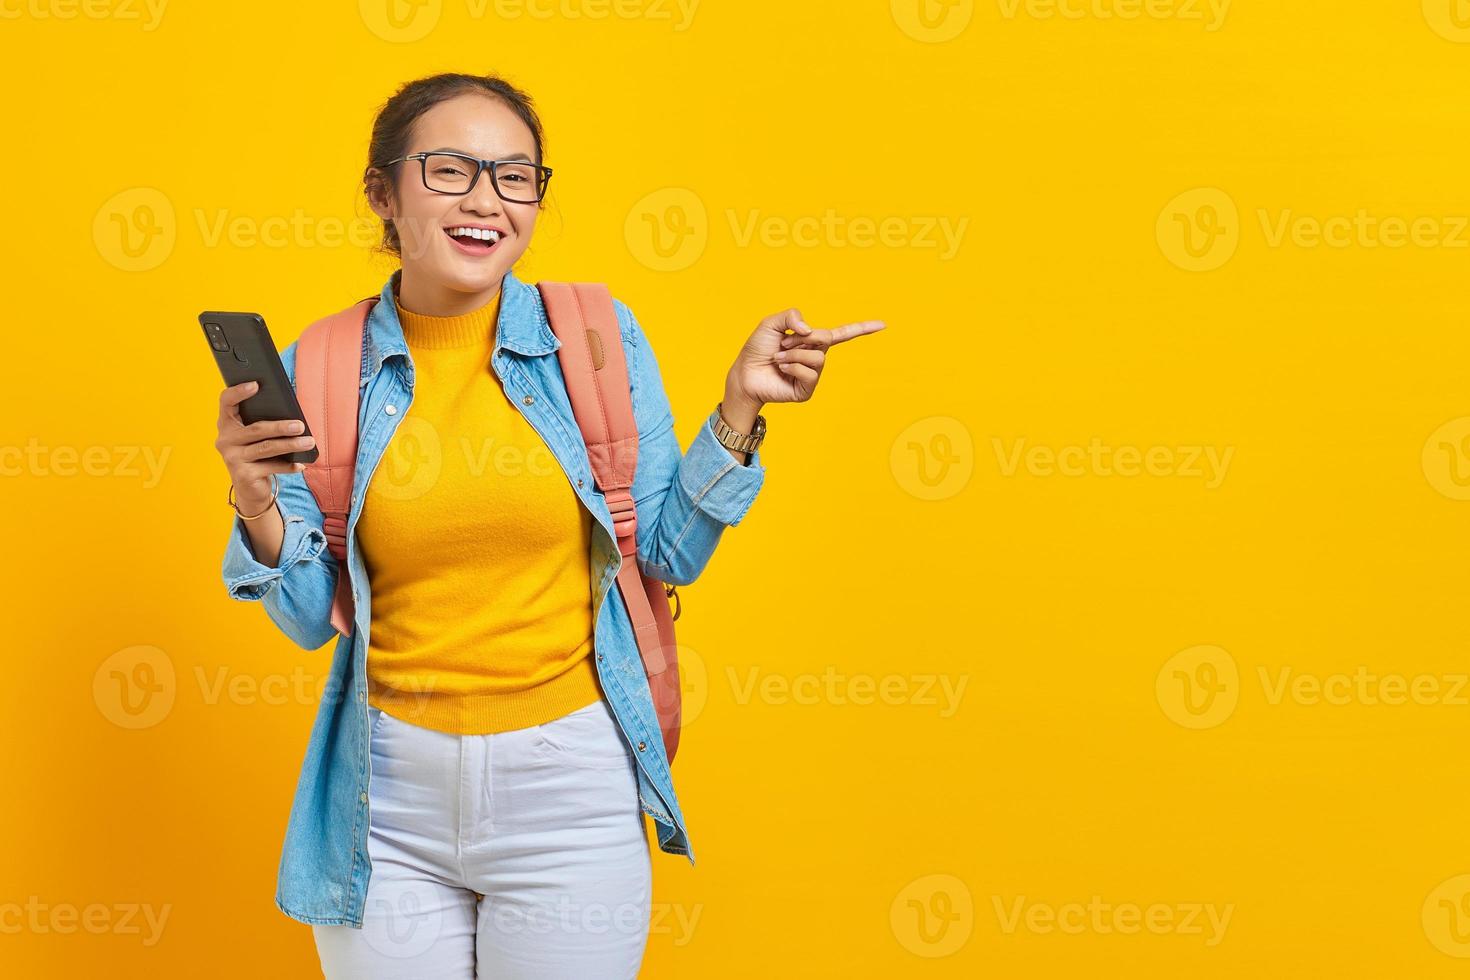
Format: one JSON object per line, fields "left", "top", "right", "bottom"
{"left": 219, "top": 380, "right": 259, "bottom": 424}
{"left": 221, "top": 380, "right": 259, "bottom": 406}
{"left": 784, "top": 319, "right": 887, "bottom": 349}
{"left": 824, "top": 319, "right": 886, "bottom": 346}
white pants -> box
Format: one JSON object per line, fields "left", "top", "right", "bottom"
{"left": 312, "top": 696, "right": 653, "bottom": 979}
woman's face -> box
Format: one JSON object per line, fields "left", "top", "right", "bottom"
{"left": 369, "top": 93, "right": 542, "bottom": 305}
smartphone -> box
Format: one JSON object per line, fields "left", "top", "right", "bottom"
{"left": 199, "top": 311, "right": 319, "bottom": 465}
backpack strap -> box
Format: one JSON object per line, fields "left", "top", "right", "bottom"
{"left": 295, "top": 296, "right": 377, "bottom": 639}
{"left": 538, "top": 281, "right": 669, "bottom": 676}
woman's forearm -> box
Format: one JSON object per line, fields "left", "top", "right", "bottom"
{"left": 239, "top": 499, "right": 288, "bottom": 567}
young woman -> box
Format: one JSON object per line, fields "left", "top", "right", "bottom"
{"left": 214, "top": 72, "right": 883, "bottom": 978}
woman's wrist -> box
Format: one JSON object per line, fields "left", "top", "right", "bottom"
{"left": 717, "top": 385, "right": 764, "bottom": 466}
{"left": 717, "top": 390, "right": 764, "bottom": 431}
{"left": 719, "top": 385, "right": 763, "bottom": 433}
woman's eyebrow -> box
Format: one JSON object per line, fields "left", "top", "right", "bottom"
{"left": 428, "top": 146, "right": 534, "bottom": 162}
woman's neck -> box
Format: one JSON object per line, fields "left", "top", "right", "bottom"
{"left": 393, "top": 267, "right": 503, "bottom": 318}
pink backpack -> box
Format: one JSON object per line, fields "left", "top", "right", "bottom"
{"left": 292, "top": 281, "right": 683, "bottom": 764}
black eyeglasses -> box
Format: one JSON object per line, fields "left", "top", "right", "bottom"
{"left": 382, "top": 151, "right": 554, "bottom": 203}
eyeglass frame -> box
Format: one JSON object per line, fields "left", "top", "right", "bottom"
{"left": 379, "top": 151, "right": 554, "bottom": 203}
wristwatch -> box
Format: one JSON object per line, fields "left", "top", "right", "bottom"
{"left": 712, "top": 401, "right": 767, "bottom": 456}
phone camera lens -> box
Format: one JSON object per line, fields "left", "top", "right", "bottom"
{"left": 205, "top": 323, "right": 230, "bottom": 353}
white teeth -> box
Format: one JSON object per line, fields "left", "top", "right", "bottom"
{"left": 448, "top": 227, "right": 500, "bottom": 243}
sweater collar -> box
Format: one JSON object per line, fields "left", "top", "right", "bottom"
{"left": 363, "top": 266, "right": 562, "bottom": 382}
{"left": 395, "top": 290, "right": 500, "bottom": 349}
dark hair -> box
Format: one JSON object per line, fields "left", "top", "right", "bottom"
{"left": 362, "top": 72, "right": 548, "bottom": 259}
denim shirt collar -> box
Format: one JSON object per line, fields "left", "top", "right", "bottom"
{"left": 361, "top": 266, "right": 562, "bottom": 385}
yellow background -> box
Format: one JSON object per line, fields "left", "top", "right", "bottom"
{"left": 4, "top": 0, "right": 1470, "bottom": 975}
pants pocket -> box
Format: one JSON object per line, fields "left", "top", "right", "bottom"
{"left": 534, "top": 699, "right": 633, "bottom": 770}
{"left": 367, "top": 704, "right": 388, "bottom": 744}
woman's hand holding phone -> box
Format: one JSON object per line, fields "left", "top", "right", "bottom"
{"left": 216, "top": 380, "right": 317, "bottom": 564}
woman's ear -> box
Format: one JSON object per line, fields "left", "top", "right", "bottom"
{"left": 364, "top": 168, "right": 395, "bottom": 222}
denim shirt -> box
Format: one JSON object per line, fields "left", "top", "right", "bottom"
{"left": 221, "top": 266, "right": 764, "bottom": 927}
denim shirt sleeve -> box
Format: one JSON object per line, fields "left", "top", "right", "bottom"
{"left": 615, "top": 299, "right": 765, "bottom": 587}
{"left": 220, "top": 339, "right": 343, "bottom": 651}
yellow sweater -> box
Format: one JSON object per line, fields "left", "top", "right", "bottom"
{"left": 358, "top": 286, "right": 602, "bottom": 734}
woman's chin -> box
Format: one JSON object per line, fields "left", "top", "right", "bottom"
{"left": 427, "top": 248, "right": 504, "bottom": 288}
{"left": 443, "top": 263, "right": 505, "bottom": 292}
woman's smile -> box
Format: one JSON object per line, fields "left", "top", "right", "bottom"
{"left": 444, "top": 223, "right": 506, "bottom": 257}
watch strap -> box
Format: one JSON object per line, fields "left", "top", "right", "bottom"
{"left": 713, "top": 402, "right": 766, "bottom": 454}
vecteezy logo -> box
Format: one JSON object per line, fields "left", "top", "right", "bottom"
{"left": 890, "top": 0, "right": 974, "bottom": 43}
{"left": 1157, "top": 188, "right": 1239, "bottom": 272}
{"left": 1422, "top": 417, "right": 1470, "bottom": 500}
{"left": 1423, "top": 0, "right": 1470, "bottom": 42}
{"left": 360, "top": 0, "right": 441, "bottom": 41}
{"left": 372, "top": 415, "right": 442, "bottom": 501}
{"left": 93, "top": 188, "right": 176, "bottom": 272}
{"left": 674, "top": 644, "right": 710, "bottom": 729}
{"left": 624, "top": 188, "right": 708, "bottom": 272}
{"left": 359, "top": 0, "right": 442, "bottom": 42}
{"left": 890, "top": 416, "right": 974, "bottom": 501}
{"left": 890, "top": 874, "right": 974, "bottom": 957}
{"left": 364, "top": 881, "right": 444, "bottom": 958}
{"left": 1424, "top": 874, "right": 1470, "bottom": 956}
{"left": 1156, "top": 644, "right": 1238, "bottom": 729}
{"left": 93, "top": 645, "right": 176, "bottom": 729}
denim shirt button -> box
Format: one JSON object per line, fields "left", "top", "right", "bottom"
{"left": 577, "top": 478, "right": 584, "bottom": 488}
{"left": 522, "top": 395, "right": 534, "bottom": 405}
{"left": 359, "top": 792, "right": 368, "bottom": 804}
{"left": 384, "top": 404, "right": 397, "bottom": 415}
{"left": 637, "top": 741, "right": 646, "bottom": 751}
